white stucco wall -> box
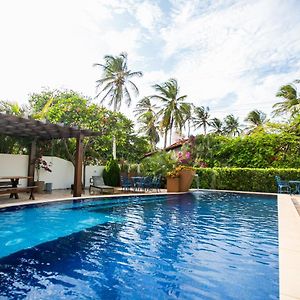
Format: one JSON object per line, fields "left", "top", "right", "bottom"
{"left": 0, "top": 154, "right": 104, "bottom": 189}
{"left": 0, "top": 154, "right": 28, "bottom": 187}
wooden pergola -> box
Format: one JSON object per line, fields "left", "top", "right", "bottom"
{"left": 0, "top": 113, "right": 101, "bottom": 197}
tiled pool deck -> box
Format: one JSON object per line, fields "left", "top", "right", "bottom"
{"left": 0, "top": 189, "right": 299, "bottom": 299}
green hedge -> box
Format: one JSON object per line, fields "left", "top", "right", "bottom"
{"left": 194, "top": 167, "right": 300, "bottom": 193}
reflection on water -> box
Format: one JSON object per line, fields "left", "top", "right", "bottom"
{"left": 0, "top": 192, "right": 278, "bottom": 299}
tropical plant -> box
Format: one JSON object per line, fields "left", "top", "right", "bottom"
{"left": 193, "top": 106, "right": 211, "bottom": 135}
{"left": 151, "top": 78, "right": 188, "bottom": 148}
{"left": 223, "top": 114, "right": 242, "bottom": 136}
{"left": 94, "top": 52, "right": 143, "bottom": 158}
{"left": 244, "top": 109, "right": 267, "bottom": 133}
{"left": 273, "top": 79, "right": 300, "bottom": 117}
{"left": 135, "top": 97, "right": 160, "bottom": 151}
{"left": 140, "top": 151, "right": 177, "bottom": 177}
{"left": 210, "top": 118, "right": 223, "bottom": 135}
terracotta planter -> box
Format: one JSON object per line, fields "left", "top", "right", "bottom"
{"left": 167, "top": 177, "right": 180, "bottom": 192}
{"left": 179, "top": 169, "right": 196, "bottom": 192}
{"left": 34, "top": 181, "right": 45, "bottom": 193}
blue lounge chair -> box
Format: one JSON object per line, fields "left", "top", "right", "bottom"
{"left": 275, "top": 176, "right": 291, "bottom": 194}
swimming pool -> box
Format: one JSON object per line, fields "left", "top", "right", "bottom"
{"left": 0, "top": 192, "right": 278, "bottom": 299}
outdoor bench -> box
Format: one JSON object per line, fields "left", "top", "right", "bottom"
{"left": 0, "top": 186, "right": 37, "bottom": 200}
{"left": 0, "top": 181, "right": 12, "bottom": 189}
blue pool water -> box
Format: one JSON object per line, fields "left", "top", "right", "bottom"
{"left": 0, "top": 192, "right": 278, "bottom": 299}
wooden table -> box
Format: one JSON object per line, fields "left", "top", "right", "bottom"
{"left": 0, "top": 176, "right": 32, "bottom": 198}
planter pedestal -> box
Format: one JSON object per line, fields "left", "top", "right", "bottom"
{"left": 167, "top": 177, "right": 180, "bottom": 192}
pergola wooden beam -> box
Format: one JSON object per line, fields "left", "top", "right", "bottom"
{"left": 0, "top": 113, "right": 101, "bottom": 197}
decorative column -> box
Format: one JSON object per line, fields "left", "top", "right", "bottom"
{"left": 73, "top": 133, "right": 84, "bottom": 197}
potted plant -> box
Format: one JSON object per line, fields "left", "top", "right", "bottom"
{"left": 35, "top": 157, "right": 52, "bottom": 193}
{"left": 166, "top": 169, "right": 180, "bottom": 192}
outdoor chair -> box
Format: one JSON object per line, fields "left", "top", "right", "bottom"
{"left": 89, "top": 176, "right": 114, "bottom": 194}
{"left": 151, "top": 175, "right": 161, "bottom": 192}
{"left": 140, "top": 176, "right": 152, "bottom": 191}
{"left": 274, "top": 175, "right": 291, "bottom": 194}
{"left": 120, "top": 176, "right": 132, "bottom": 191}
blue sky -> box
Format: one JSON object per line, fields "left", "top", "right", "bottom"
{"left": 0, "top": 0, "right": 300, "bottom": 131}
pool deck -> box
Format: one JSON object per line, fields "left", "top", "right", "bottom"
{"left": 0, "top": 189, "right": 300, "bottom": 299}
{"left": 279, "top": 194, "right": 300, "bottom": 300}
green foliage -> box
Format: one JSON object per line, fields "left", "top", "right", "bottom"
{"left": 103, "top": 159, "right": 120, "bottom": 187}
{"left": 140, "top": 151, "right": 177, "bottom": 177}
{"left": 27, "top": 89, "right": 150, "bottom": 164}
{"left": 195, "top": 167, "right": 300, "bottom": 193}
{"left": 194, "top": 131, "right": 300, "bottom": 168}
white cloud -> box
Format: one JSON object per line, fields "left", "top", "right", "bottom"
{"left": 0, "top": 0, "right": 299, "bottom": 133}
{"left": 135, "top": 1, "right": 163, "bottom": 31}
{"left": 160, "top": 0, "right": 300, "bottom": 121}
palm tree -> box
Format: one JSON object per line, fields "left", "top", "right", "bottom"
{"left": 210, "top": 118, "right": 223, "bottom": 135}
{"left": 193, "top": 106, "right": 211, "bottom": 135}
{"left": 183, "top": 103, "right": 194, "bottom": 137}
{"left": 245, "top": 109, "right": 267, "bottom": 133}
{"left": 224, "top": 114, "right": 242, "bottom": 136}
{"left": 151, "top": 78, "right": 187, "bottom": 148}
{"left": 273, "top": 80, "right": 300, "bottom": 117}
{"left": 94, "top": 52, "right": 142, "bottom": 158}
{"left": 134, "top": 97, "right": 160, "bottom": 151}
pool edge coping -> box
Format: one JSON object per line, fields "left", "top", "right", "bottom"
{"left": 278, "top": 194, "right": 300, "bottom": 300}
{"left": 0, "top": 191, "right": 190, "bottom": 210}
{"left": 0, "top": 189, "right": 277, "bottom": 210}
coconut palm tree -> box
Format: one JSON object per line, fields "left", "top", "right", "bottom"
{"left": 273, "top": 80, "right": 300, "bottom": 117}
{"left": 245, "top": 109, "right": 267, "bottom": 133}
{"left": 94, "top": 52, "right": 142, "bottom": 158}
{"left": 193, "top": 106, "right": 211, "bottom": 135}
{"left": 224, "top": 114, "right": 242, "bottom": 136}
{"left": 151, "top": 78, "right": 187, "bottom": 148}
{"left": 183, "top": 103, "right": 194, "bottom": 137}
{"left": 134, "top": 97, "right": 160, "bottom": 151}
{"left": 210, "top": 118, "right": 223, "bottom": 135}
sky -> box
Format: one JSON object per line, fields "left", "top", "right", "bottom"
{"left": 0, "top": 0, "right": 300, "bottom": 136}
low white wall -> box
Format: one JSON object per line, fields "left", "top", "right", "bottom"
{"left": 0, "top": 154, "right": 104, "bottom": 189}
{"left": 0, "top": 154, "right": 28, "bottom": 187}
{"left": 37, "top": 156, "right": 74, "bottom": 189}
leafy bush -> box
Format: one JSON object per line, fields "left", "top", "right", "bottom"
{"left": 129, "top": 163, "right": 139, "bottom": 175}
{"left": 103, "top": 159, "right": 120, "bottom": 187}
{"left": 194, "top": 167, "right": 300, "bottom": 193}
{"left": 140, "top": 151, "right": 176, "bottom": 177}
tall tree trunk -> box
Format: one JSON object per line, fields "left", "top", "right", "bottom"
{"left": 112, "top": 100, "right": 117, "bottom": 160}
{"left": 204, "top": 123, "right": 207, "bottom": 135}
{"left": 164, "top": 130, "right": 168, "bottom": 148}
{"left": 188, "top": 121, "right": 191, "bottom": 137}
{"left": 169, "top": 119, "right": 174, "bottom": 146}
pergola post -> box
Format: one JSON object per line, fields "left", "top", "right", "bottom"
{"left": 27, "top": 139, "right": 37, "bottom": 187}
{"left": 73, "top": 133, "right": 84, "bottom": 197}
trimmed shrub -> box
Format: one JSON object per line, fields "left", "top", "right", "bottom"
{"left": 194, "top": 167, "right": 300, "bottom": 193}
{"left": 103, "top": 159, "right": 120, "bottom": 187}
